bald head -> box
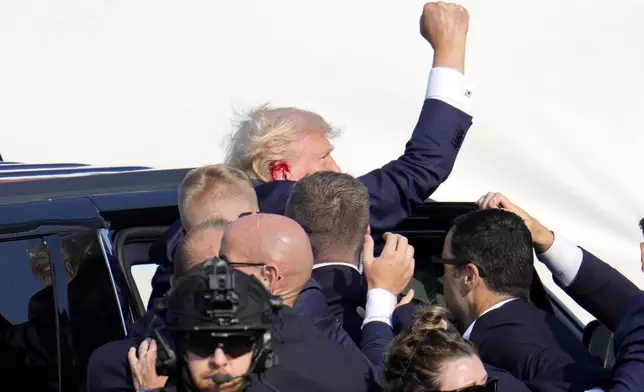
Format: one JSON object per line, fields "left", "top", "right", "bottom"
{"left": 219, "top": 213, "right": 314, "bottom": 305}
{"left": 174, "top": 219, "right": 230, "bottom": 279}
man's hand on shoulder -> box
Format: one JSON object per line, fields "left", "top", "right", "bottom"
{"left": 420, "top": 2, "right": 469, "bottom": 73}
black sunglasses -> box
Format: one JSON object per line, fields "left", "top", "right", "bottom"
{"left": 218, "top": 255, "right": 265, "bottom": 268}
{"left": 218, "top": 255, "right": 282, "bottom": 281}
{"left": 432, "top": 378, "right": 498, "bottom": 392}
{"left": 184, "top": 331, "right": 258, "bottom": 359}
{"left": 430, "top": 257, "right": 488, "bottom": 278}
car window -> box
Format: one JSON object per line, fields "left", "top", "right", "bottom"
{"left": 0, "top": 238, "right": 59, "bottom": 391}
{"left": 0, "top": 230, "right": 127, "bottom": 392}
{"left": 59, "top": 229, "right": 127, "bottom": 391}
{"left": 132, "top": 263, "right": 159, "bottom": 310}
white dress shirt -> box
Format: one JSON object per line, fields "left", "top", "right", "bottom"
{"left": 426, "top": 67, "right": 473, "bottom": 114}
{"left": 535, "top": 233, "right": 584, "bottom": 287}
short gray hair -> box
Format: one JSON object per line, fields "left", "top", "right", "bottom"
{"left": 285, "top": 171, "right": 369, "bottom": 260}
{"left": 224, "top": 103, "right": 341, "bottom": 182}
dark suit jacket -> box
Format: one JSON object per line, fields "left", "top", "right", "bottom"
{"left": 469, "top": 298, "right": 609, "bottom": 392}
{"left": 87, "top": 337, "right": 140, "bottom": 392}
{"left": 552, "top": 248, "right": 644, "bottom": 391}
{"left": 254, "top": 98, "right": 471, "bottom": 229}
{"left": 609, "top": 291, "right": 644, "bottom": 392}
{"left": 294, "top": 277, "right": 391, "bottom": 373}
{"left": 311, "top": 264, "right": 366, "bottom": 345}
{"left": 559, "top": 248, "right": 640, "bottom": 332}
{"left": 260, "top": 306, "right": 379, "bottom": 392}
{"left": 88, "top": 307, "right": 378, "bottom": 392}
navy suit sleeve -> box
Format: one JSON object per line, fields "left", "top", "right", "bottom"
{"left": 610, "top": 292, "right": 644, "bottom": 392}
{"left": 391, "top": 302, "right": 418, "bottom": 334}
{"left": 357, "top": 99, "right": 472, "bottom": 230}
{"left": 296, "top": 285, "right": 358, "bottom": 351}
{"left": 294, "top": 279, "right": 389, "bottom": 384}
{"left": 87, "top": 339, "right": 136, "bottom": 392}
{"left": 562, "top": 249, "right": 640, "bottom": 331}
{"left": 361, "top": 321, "right": 393, "bottom": 368}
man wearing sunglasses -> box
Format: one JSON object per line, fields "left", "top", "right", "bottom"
{"left": 477, "top": 192, "right": 644, "bottom": 392}
{"left": 433, "top": 208, "right": 608, "bottom": 392}
{"left": 146, "top": 258, "right": 281, "bottom": 392}
{"left": 87, "top": 220, "right": 232, "bottom": 392}
{"left": 151, "top": 0, "right": 475, "bottom": 306}
{"left": 217, "top": 213, "right": 382, "bottom": 392}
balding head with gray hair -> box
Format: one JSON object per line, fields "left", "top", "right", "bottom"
{"left": 224, "top": 103, "right": 342, "bottom": 182}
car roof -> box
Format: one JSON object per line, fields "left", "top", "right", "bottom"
{"left": 0, "top": 164, "right": 191, "bottom": 206}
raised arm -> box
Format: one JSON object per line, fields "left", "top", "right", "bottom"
{"left": 359, "top": 2, "right": 473, "bottom": 230}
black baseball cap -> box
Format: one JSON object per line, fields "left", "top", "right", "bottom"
{"left": 165, "top": 258, "right": 281, "bottom": 335}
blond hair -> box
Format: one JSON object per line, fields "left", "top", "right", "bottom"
{"left": 178, "top": 164, "right": 255, "bottom": 230}
{"left": 224, "top": 104, "right": 341, "bottom": 182}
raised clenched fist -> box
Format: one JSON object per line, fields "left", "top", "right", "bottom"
{"left": 420, "top": 2, "right": 469, "bottom": 72}
{"left": 421, "top": 2, "right": 469, "bottom": 50}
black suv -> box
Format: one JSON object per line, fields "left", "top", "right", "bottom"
{"left": 0, "top": 165, "right": 611, "bottom": 391}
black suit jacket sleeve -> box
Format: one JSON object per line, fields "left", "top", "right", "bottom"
{"left": 361, "top": 321, "right": 393, "bottom": 367}
{"left": 610, "top": 291, "right": 644, "bottom": 392}
{"left": 358, "top": 99, "right": 472, "bottom": 230}
{"left": 561, "top": 248, "right": 640, "bottom": 331}
{"left": 294, "top": 278, "right": 389, "bottom": 383}
{"left": 87, "top": 338, "right": 137, "bottom": 392}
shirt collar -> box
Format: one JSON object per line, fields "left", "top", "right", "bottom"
{"left": 463, "top": 298, "right": 518, "bottom": 339}
{"left": 313, "top": 261, "right": 362, "bottom": 274}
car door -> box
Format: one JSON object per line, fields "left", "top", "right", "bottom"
{"left": 0, "top": 199, "right": 128, "bottom": 391}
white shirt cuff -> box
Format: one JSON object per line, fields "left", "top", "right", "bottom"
{"left": 425, "top": 67, "right": 473, "bottom": 115}
{"left": 536, "top": 233, "right": 583, "bottom": 287}
{"left": 361, "top": 288, "right": 397, "bottom": 328}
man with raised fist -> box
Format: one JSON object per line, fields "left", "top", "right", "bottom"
{"left": 152, "top": 2, "right": 477, "bottom": 275}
